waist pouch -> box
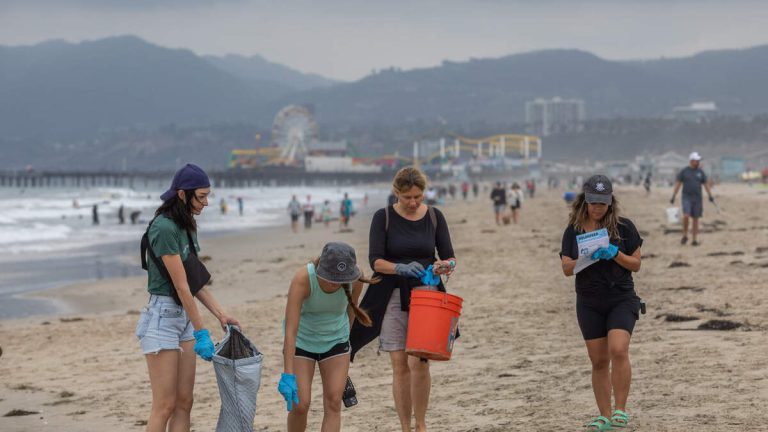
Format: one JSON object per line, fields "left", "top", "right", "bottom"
{"left": 141, "top": 217, "right": 211, "bottom": 306}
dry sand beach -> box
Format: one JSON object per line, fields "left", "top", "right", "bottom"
{"left": 1, "top": 184, "right": 766, "bottom": 431}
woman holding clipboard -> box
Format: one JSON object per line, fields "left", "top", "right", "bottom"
{"left": 559, "top": 175, "right": 643, "bottom": 431}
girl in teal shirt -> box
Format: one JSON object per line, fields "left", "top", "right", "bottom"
{"left": 279, "top": 242, "right": 378, "bottom": 432}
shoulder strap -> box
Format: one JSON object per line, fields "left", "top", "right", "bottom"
{"left": 385, "top": 206, "right": 389, "bottom": 232}
{"left": 428, "top": 206, "right": 437, "bottom": 229}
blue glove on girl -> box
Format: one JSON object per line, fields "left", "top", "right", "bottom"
{"left": 278, "top": 373, "right": 300, "bottom": 411}
{"left": 193, "top": 328, "right": 215, "bottom": 361}
{"left": 419, "top": 265, "right": 442, "bottom": 286}
{"left": 592, "top": 244, "right": 619, "bottom": 260}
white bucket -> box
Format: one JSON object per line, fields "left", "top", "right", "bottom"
{"left": 666, "top": 207, "right": 681, "bottom": 225}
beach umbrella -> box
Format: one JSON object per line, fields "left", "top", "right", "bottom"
{"left": 213, "top": 325, "right": 263, "bottom": 432}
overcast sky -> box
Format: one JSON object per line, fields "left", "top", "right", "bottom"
{"left": 1, "top": 0, "right": 766, "bottom": 81}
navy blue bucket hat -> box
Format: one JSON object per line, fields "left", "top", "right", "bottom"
{"left": 160, "top": 164, "right": 211, "bottom": 201}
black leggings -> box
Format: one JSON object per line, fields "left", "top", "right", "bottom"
{"left": 576, "top": 294, "right": 640, "bottom": 340}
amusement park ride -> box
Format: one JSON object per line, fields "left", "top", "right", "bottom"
{"left": 229, "top": 105, "right": 542, "bottom": 174}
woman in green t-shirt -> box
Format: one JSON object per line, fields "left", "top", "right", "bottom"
{"left": 278, "top": 242, "right": 378, "bottom": 432}
{"left": 135, "top": 164, "right": 240, "bottom": 431}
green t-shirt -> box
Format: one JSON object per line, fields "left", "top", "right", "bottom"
{"left": 146, "top": 215, "right": 200, "bottom": 296}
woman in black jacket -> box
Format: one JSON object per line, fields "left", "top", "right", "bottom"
{"left": 350, "top": 167, "right": 456, "bottom": 432}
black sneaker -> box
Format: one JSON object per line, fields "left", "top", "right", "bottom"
{"left": 681, "top": 236, "right": 688, "bottom": 245}
{"left": 692, "top": 240, "right": 700, "bottom": 247}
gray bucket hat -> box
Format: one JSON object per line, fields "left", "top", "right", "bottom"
{"left": 583, "top": 174, "right": 613, "bottom": 205}
{"left": 316, "top": 242, "right": 361, "bottom": 284}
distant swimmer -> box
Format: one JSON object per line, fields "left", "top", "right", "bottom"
{"left": 670, "top": 152, "right": 716, "bottom": 246}
{"left": 92, "top": 204, "right": 99, "bottom": 225}
{"left": 560, "top": 175, "right": 643, "bottom": 431}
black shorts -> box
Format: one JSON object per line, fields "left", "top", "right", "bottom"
{"left": 576, "top": 294, "right": 640, "bottom": 340}
{"left": 295, "top": 341, "right": 351, "bottom": 362}
{"left": 291, "top": 214, "right": 299, "bottom": 222}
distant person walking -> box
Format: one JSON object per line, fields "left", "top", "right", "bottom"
{"left": 425, "top": 187, "right": 437, "bottom": 206}
{"left": 490, "top": 181, "right": 507, "bottom": 225}
{"left": 560, "top": 175, "right": 643, "bottom": 431}
{"left": 643, "top": 173, "right": 652, "bottom": 195}
{"left": 461, "top": 182, "right": 469, "bottom": 200}
{"left": 288, "top": 195, "right": 302, "bottom": 233}
{"left": 472, "top": 182, "right": 479, "bottom": 198}
{"left": 526, "top": 179, "right": 536, "bottom": 198}
{"left": 92, "top": 204, "right": 99, "bottom": 225}
{"left": 508, "top": 183, "right": 524, "bottom": 224}
{"left": 118, "top": 204, "right": 125, "bottom": 225}
{"left": 136, "top": 164, "right": 240, "bottom": 432}
{"left": 279, "top": 242, "right": 378, "bottom": 432}
{"left": 350, "top": 166, "right": 456, "bottom": 432}
{"left": 321, "top": 200, "right": 333, "bottom": 228}
{"left": 340, "top": 193, "right": 353, "bottom": 228}
{"left": 670, "top": 152, "right": 715, "bottom": 246}
{"left": 303, "top": 195, "right": 315, "bottom": 229}
{"left": 219, "top": 198, "right": 228, "bottom": 215}
{"left": 237, "top": 197, "right": 244, "bottom": 216}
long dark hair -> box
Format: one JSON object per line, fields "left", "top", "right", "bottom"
{"left": 154, "top": 189, "right": 198, "bottom": 232}
{"left": 568, "top": 192, "right": 623, "bottom": 241}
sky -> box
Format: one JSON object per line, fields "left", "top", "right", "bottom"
{"left": 1, "top": 0, "right": 767, "bottom": 81}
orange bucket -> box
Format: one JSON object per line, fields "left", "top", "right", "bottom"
{"left": 405, "top": 290, "right": 463, "bottom": 361}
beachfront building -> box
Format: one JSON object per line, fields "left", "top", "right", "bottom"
{"left": 672, "top": 102, "right": 718, "bottom": 122}
{"left": 525, "top": 97, "right": 585, "bottom": 136}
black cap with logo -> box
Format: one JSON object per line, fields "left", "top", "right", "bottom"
{"left": 583, "top": 175, "right": 613, "bottom": 205}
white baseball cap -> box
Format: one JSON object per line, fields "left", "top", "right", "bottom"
{"left": 689, "top": 152, "right": 702, "bottom": 161}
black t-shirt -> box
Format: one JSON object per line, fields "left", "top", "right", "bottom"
{"left": 560, "top": 217, "right": 643, "bottom": 296}
{"left": 490, "top": 188, "right": 507, "bottom": 205}
{"left": 369, "top": 206, "right": 455, "bottom": 270}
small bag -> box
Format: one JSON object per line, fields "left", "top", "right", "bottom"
{"left": 140, "top": 217, "right": 211, "bottom": 306}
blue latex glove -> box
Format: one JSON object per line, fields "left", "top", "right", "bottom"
{"left": 591, "top": 244, "right": 619, "bottom": 261}
{"left": 394, "top": 261, "right": 426, "bottom": 279}
{"left": 419, "top": 265, "right": 442, "bottom": 286}
{"left": 278, "top": 373, "right": 299, "bottom": 412}
{"left": 193, "top": 328, "right": 215, "bottom": 361}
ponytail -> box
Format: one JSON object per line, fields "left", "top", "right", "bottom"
{"left": 342, "top": 284, "right": 372, "bottom": 327}
{"left": 310, "top": 257, "right": 380, "bottom": 328}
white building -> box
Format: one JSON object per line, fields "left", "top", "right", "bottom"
{"left": 672, "top": 102, "right": 718, "bottom": 122}
{"left": 525, "top": 97, "right": 585, "bottom": 136}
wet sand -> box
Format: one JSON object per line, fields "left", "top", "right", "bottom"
{"left": 1, "top": 184, "right": 766, "bottom": 431}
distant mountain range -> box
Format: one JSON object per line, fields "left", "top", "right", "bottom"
{"left": 2, "top": 36, "right": 768, "bottom": 140}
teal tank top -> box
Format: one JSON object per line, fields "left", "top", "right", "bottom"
{"left": 295, "top": 263, "right": 350, "bottom": 353}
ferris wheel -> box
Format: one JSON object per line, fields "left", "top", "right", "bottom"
{"left": 271, "top": 105, "right": 318, "bottom": 164}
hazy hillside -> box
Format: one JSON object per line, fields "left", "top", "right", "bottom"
{"left": 3, "top": 36, "right": 768, "bottom": 143}
{"left": 0, "top": 36, "right": 284, "bottom": 138}
{"left": 287, "top": 46, "right": 768, "bottom": 126}
{"left": 205, "top": 54, "right": 338, "bottom": 91}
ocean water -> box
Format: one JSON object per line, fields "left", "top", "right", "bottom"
{"left": 0, "top": 184, "right": 387, "bottom": 318}
{"left": 0, "top": 185, "right": 385, "bottom": 256}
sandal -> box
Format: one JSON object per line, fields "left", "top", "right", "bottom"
{"left": 585, "top": 416, "right": 613, "bottom": 431}
{"left": 610, "top": 410, "right": 629, "bottom": 427}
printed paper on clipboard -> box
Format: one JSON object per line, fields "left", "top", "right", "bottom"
{"left": 574, "top": 228, "right": 609, "bottom": 274}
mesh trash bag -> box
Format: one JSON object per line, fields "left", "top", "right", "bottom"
{"left": 213, "top": 325, "right": 263, "bottom": 432}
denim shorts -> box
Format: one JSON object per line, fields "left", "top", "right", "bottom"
{"left": 135, "top": 294, "right": 195, "bottom": 354}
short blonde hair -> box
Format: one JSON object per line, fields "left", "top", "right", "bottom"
{"left": 392, "top": 166, "right": 427, "bottom": 193}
